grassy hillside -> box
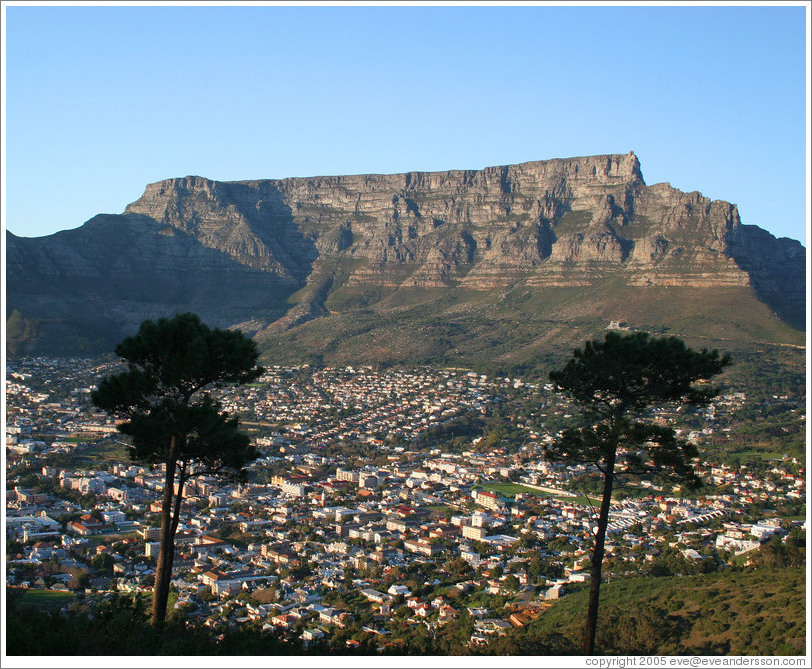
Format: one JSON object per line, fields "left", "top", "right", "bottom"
{"left": 256, "top": 280, "right": 805, "bottom": 378}
{"left": 519, "top": 566, "right": 805, "bottom": 655}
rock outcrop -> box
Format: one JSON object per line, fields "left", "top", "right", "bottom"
{"left": 6, "top": 153, "right": 805, "bottom": 358}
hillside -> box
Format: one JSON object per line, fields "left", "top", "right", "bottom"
{"left": 481, "top": 566, "right": 806, "bottom": 655}
{"left": 6, "top": 153, "right": 805, "bottom": 366}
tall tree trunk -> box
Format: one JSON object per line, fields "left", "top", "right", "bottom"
{"left": 156, "top": 464, "right": 188, "bottom": 619}
{"left": 582, "top": 446, "right": 617, "bottom": 655}
{"left": 151, "top": 435, "right": 178, "bottom": 629}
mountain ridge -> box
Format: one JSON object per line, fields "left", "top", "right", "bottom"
{"left": 5, "top": 153, "right": 806, "bottom": 363}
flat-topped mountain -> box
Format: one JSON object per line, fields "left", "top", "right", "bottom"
{"left": 6, "top": 153, "right": 805, "bottom": 367}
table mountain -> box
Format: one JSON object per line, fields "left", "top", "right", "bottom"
{"left": 6, "top": 152, "right": 805, "bottom": 367}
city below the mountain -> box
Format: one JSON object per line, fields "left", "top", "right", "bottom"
{"left": 6, "top": 356, "right": 806, "bottom": 654}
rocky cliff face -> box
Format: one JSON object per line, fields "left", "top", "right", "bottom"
{"left": 6, "top": 153, "right": 805, "bottom": 358}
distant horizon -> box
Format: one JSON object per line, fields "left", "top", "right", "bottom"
{"left": 3, "top": 2, "right": 810, "bottom": 245}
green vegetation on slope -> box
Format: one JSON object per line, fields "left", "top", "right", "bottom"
{"left": 256, "top": 280, "right": 805, "bottom": 379}
{"left": 6, "top": 309, "right": 40, "bottom": 356}
{"left": 521, "top": 566, "right": 806, "bottom": 656}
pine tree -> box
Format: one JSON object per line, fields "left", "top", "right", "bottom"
{"left": 546, "top": 331, "right": 730, "bottom": 654}
{"left": 92, "top": 312, "right": 263, "bottom": 628}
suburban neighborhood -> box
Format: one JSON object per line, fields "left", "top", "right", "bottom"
{"left": 5, "top": 357, "right": 806, "bottom": 651}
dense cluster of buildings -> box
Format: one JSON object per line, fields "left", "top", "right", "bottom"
{"left": 5, "top": 358, "right": 806, "bottom": 649}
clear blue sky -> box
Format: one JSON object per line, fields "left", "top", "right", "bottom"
{"left": 3, "top": 2, "right": 809, "bottom": 244}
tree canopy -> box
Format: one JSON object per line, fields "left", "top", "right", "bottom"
{"left": 93, "top": 313, "right": 262, "bottom": 473}
{"left": 549, "top": 331, "right": 730, "bottom": 415}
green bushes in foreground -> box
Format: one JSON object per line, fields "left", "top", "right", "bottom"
{"left": 5, "top": 591, "right": 297, "bottom": 656}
